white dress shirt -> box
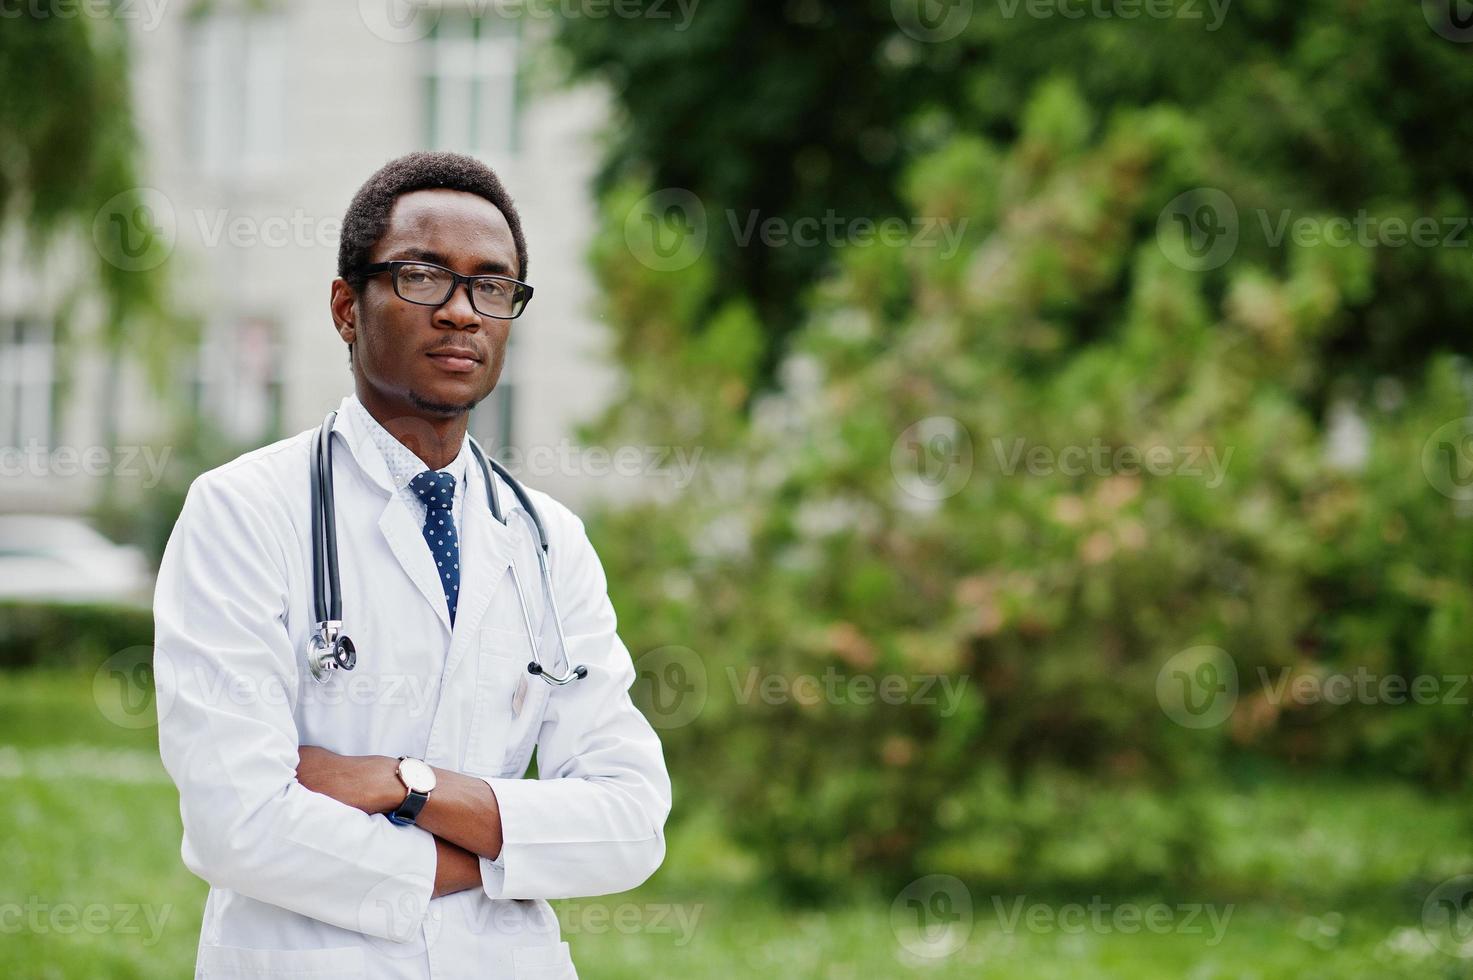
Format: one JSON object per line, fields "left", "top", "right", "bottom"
{"left": 346, "top": 394, "right": 471, "bottom": 540}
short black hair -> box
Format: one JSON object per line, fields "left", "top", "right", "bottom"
{"left": 337, "top": 151, "right": 529, "bottom": 288}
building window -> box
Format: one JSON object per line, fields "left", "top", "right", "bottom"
{"left": 191, "top": 317, "right": 283, "bottom": 443}
{"left": 423, "top": 11, "right": 521, "bottom": 157}
{"left": 0, "top": 317, "right": 57, "bottom": 450}
{"left": 186, "top": 8, "right": 288, "bottom": 177}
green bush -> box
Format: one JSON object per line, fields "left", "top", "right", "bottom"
{"left": 584, "top": 80, "right": 1473, "bottom": 899}
{"left": 0, "top": 600, "right": 153, "bottom": 671}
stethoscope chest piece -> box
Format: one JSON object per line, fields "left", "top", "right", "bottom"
{"left": 307, "top": 621, "right": 357, "bottom": 682}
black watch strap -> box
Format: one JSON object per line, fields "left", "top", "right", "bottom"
{"left": 389, "top": 789, "right": 429, "bottom": 826}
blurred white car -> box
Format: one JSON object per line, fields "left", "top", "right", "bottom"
{"left": 0, "top": 515, "right": 153, "bottom": 605}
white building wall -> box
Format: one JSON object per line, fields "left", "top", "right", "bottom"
{"left": 1, "top": 0, "right": 626, "bottom": 519}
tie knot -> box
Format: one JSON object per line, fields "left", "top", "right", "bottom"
{"left": 409, "top": 469, "right": 456, "bottom": 510}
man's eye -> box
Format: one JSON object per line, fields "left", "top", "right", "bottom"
{"left": 475, "top": 280, "right": 510, "bottom": 296}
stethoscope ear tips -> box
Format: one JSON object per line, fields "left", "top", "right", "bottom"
{"left": 525, "top": 660, "right": 588, "bottom": 685}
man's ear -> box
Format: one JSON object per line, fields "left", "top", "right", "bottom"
{"left": 329, "top": 277, "right": 358, "bottom": 347}
{"left": 330, "top": 279, "right": 360, "bottom": 371}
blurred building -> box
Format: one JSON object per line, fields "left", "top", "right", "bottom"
{"left": 1, "top": 0, "right": 619, "bottom": 519}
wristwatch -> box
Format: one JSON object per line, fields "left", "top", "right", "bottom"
{"left": 388, "top": 757, "right": 437, "bottom": 826}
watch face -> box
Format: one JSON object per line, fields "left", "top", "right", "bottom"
{"left": 398, "top": 758, "right": 437, "bottom": 794}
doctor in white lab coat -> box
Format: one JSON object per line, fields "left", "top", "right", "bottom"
{"left": 153, "top": 152, "right": 671, "bottom": 980}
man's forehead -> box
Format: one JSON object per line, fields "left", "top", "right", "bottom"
{"left": 374, "top": 188, "right": 518, "bottom": 273}
{"left": 383, "top": 188, "right": 512, "bottom": 238}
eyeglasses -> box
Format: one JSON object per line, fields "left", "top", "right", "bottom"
{"left": 357, "top": 260, "right": 534, "bottom": 320}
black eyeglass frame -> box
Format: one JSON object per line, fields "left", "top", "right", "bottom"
{"left": 357, "top": 260, "right": 534, "bottom": 320}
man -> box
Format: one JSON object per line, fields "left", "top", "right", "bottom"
{"left": 154, "top": 151, "right": 670, "bottom": 979}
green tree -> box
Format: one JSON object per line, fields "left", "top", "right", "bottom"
{"left": 0, "top": 6, "right": 185, "bottom": 455}
{"left": 557, "top": 0, "right": 1473, "bottom": 393}
{"left": 559, "top": 3, "right": 1473, "bottom": 896}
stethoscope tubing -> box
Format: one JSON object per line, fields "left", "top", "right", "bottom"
{"left": 307, "top": 410, "right": 587, "bottom": 685}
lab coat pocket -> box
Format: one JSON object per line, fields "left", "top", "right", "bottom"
{"left": 465, "top": 626, "right": 534, "bottom": 774}
{"left": 195, "top": 943, "right": 364, "bottom": 978}
{"left": 512, "top": 940, "right": 578, "bottom": 979}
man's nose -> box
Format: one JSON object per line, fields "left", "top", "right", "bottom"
{"left": 435, "top": 281, "right": 482, "bottom": 329}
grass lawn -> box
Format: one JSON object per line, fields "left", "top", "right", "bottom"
{"left": 5, "top": 666, "right": 1473, "bottom": 978}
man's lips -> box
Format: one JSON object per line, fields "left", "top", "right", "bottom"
{"left": 425, "top": 349, "right": 483, "bottom": 373}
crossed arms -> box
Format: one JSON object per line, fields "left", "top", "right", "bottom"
{"left": 294, "top": 747, "right": 494, "bottom": 898}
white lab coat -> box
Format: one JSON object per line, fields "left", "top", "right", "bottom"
{"left": 153, "top": 395, "right": 672, "bottom": 979}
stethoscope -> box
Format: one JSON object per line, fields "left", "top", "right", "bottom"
{"left": 305, "top": 409, "right": 588, "bottom": 688}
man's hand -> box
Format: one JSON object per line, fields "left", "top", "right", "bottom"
{"left": 295, "top": 746, "right": 401, "bottom": 814}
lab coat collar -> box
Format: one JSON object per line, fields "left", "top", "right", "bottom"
{"left": 329, "top": 395, "right": 396, "bottom": 498}
{"left": 329, "top": 394, "right": 525, "bottom": 518}
{"left": 327, "top": 394, "right": 529, "bottom": 639}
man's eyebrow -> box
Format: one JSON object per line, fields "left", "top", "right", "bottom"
{"left": 389, "top": 247, "right": 515, "bottom": 276}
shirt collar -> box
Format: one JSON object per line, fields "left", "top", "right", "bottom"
{"left": 345, "top": 393, "right": 471, "bottom": 493}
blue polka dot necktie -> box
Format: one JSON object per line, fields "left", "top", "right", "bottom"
{"left": 409, "top": 469, "right": 460, "bottom": 626}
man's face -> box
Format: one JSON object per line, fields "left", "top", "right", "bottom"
{"left": 347, "top": 188, "right": 520, "bottom": 417}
